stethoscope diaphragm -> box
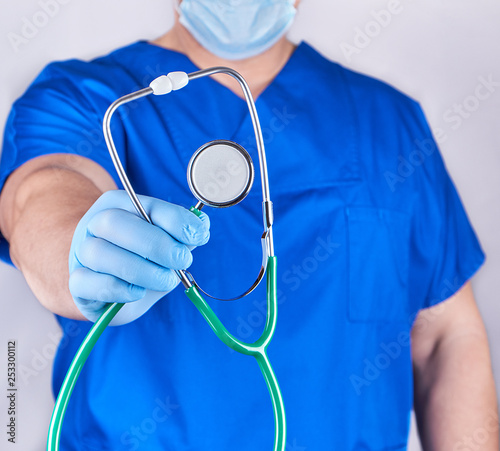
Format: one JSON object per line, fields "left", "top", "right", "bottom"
{"left": 187, "top": 140, "right": 254, "bottom": 208}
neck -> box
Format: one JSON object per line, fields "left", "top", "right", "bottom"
{"left": 152, "top": 22, "right": 296, "bottom": 99}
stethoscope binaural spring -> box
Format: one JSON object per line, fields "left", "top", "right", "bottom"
{"left": 47, "top": 67, "right": 286, "bottom": 451}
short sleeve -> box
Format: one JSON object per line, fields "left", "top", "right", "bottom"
{"left": 0, "top": 63, "right": 120, "bottom": 265}
{"left": 408, "top": 103, "right": 485, "bottom": 311}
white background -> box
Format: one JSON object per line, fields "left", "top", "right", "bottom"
{"left": 1, "top": 0, "right": 499, "bottom": 449}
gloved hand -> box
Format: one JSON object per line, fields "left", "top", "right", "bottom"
{"left": 68, "top": 190, "right": 210, "bottom": 325}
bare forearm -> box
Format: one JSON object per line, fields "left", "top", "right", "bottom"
{"left": 0, "top": 156, "right": 116, "bottom": 319}
{"left": 9, "top": 169, "right": 99, "bottom": 318}
{"left": 414, "top": 331, "right": 499, "bottom": 450}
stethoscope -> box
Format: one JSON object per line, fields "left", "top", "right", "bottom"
{"left": 47, "top": 68, "right": 286, "bottom": 451}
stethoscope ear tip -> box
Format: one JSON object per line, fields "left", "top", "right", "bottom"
{"left": 150, "top": 75, "right": 172, "bottom": 95}
{"left": 150, "top": 72, "right": 189, "bottom": 95}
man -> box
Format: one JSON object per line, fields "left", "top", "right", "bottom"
{"left": 0, "top": 0, "right": 497, "bottom": 449}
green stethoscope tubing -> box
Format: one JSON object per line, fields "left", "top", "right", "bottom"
{"left": 47, "top": 256, "right": 284, "bottom": 451}
{"left": 46, "top": 301, "right": 124, "bottom": 451}
{"left": 185, "top": 256, "right": 285, "bottom": 450}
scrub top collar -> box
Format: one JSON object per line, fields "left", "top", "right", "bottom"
{"left": 131, "top": 39, "right": 309, "bottom": 103}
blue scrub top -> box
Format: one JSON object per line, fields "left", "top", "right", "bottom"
{"left": 0, "top": 41, "right": 485, "bottom": 450}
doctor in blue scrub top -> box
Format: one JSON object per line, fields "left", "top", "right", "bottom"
{"left": 0, "top": 1, "right": 497, "bottom": 450}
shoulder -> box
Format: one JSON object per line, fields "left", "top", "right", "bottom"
{"left": 300, "top": 42, "right": 423, "bottom": 126}
{"left": 298, "top": 43, "right": 444, "bottom": 198}
{"left": 14, "top": 41, "right": 183, "bottom": 117}
{"left": 19, "top": 42, "right": 145, "bottom": 104}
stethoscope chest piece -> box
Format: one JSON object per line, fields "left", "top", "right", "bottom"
{"left": 187, "top": 139, "right": 254, "bottom": 208}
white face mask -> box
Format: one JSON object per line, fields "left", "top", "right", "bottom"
{"left": 178, "top": 0, "right": 297, "bottom": 60}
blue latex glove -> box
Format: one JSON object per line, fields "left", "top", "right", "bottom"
{"left": 68, "top": 190, "right": 210, "bottom": 325}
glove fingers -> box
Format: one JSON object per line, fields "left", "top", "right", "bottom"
{"left": 87, "top": 208, "right": 195, "bottom": 270}
{"left": 69, "top": 267, "right": 146, "bottom": 304}
{"left": 147, "top": 199, "right": 210, "bottom": 246}
{"left": 92, "top": 191, "right": 210, "bottom": 246}
{"left": 76, "top": 236, "right": 181, "bottom": 292}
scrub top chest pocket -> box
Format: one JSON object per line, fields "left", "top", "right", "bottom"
{"left": 346, "top": 206, "right": 411, "bottom": 323}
